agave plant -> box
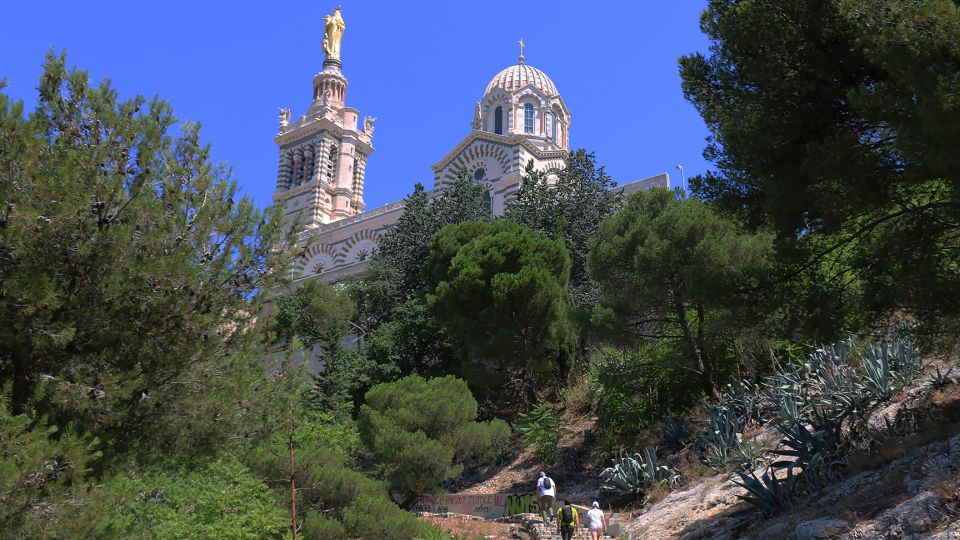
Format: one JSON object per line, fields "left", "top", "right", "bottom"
{"left": 811, "top": 362, "right": 864, "bottom": 418}
{"left": 698, "top": 406, "right": 746, "bottom": 470}
{"left": 771, "top": 415, "right": 845, "bottom": 489}
{"left": 929, "top": 365, "right": 956, "bottom": 390}
{"left": 720, "top": 380, "right": 767, "bottom": 426}
{"left": 733, "top": 466, "right": 799, "bottom": 515}
{"left": 600, "top": 447, "right": 681, "bottom": 494}
{"left": 659, "top": 416, "right": 690, "bottom": 451}
{"left": 859, "top": 339, "right": 923, "bottom": 402}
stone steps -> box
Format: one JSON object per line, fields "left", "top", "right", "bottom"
{"left": 514, "top": 514, "right": 609, "bottom": 540}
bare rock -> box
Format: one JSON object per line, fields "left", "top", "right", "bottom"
{"left": 794, "top": 518, "right": 851, "bottom": 539}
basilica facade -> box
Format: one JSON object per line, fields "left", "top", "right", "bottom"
{"left": 272, "top": 9, "right": 668, "bottom": 285}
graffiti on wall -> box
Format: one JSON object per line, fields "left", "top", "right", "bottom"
{"left": 413, "top": 493, "right": 560, "bottom": 519}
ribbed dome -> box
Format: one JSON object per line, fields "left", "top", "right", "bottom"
{"left": 485, "top": 63, "right": 558, "bottom": 96}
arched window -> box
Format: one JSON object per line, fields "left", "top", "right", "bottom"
{"left": 473, "top": 168, "right": 486, "bottom": 183}
{"left": 326, "top": 145, "right": 339, "bottom": 182}
{"left": 524, "top": 103, "right": 534, "bottom": 133}
{"left": 482, "top": 189, "right": 492, "bottom": 213}
{"left": 494, "top": 106, "right": 503, "bottom": 135}
{"left": 294, "top": 151, "right": 304, "bottom": 186}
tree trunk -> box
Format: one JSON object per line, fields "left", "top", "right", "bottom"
{"left": 694, "top": 302, "right": 716, "bottom": 399}
{"left": 675, "top": 301, "right": 715, "bottom": 399}
{"left": 289, "top": 407, "right": 298, "bottom": 540}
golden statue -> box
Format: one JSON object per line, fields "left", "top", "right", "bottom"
{"left": 322, "top": 8, "right": 346, "bottom": 60}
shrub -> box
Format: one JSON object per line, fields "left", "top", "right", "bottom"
{"left": 589, "top": 345, "right": 703, "bottom": 447}
{"left": 342, "top": 494, "right": 428, "bottom": 540}
{"left": 300, "top": 512, "right": 347, "bottom": 539}
{"left": 359, "top": 375, "right": 510, "bottom": 502}
{"left": 88, "top": 459, "right": 288, "bottom": 539}
{"left": 516, "top": 404, "right": 563, "bottom": 462}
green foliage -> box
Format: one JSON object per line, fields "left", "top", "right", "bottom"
{"left": 358, "top": 375, "right": 510, "bottom": 503}
{"left": 363, "top": 298, "right": 453, "bottom": 378}
{"left": 600, "top": 448, "right": 681, "bottom": 496}
{"left": 245, "top": 437, "right": 427, "bottom": 540}
{"left": 680, "top": 0, "right": 960, "bottom": 325}
{"left": 342, "top": 493, "right": 430, "bottom": 540}
{"left": 287, "top": 412, "right": 363, "bottom": 463}
{"left": 270, "top": 280, "right": 354, "bottom": 350}
{"left": 85, "top": 459, "right": 287, "bottom": 539}
{"left": 930, "top": 365, "right": 957, "bottom": 391}
{"left": 516, "top": 404, "right": 563, "bottom": 462}
{"left": 427, "top": 220, "right": 576, "bottom": 385}
{"left": 0, "top": 52, "right": 292, "bottom": 466}
{"left": 589, "top": 345, "right": 704, "bottom": 447}
{"left": 372, "top": 172, "right": 491, "bottom": 307}
{"left": 353, "top": 173, "right": 490, "bottom": 384}
{"left": 506, "top": 150, "right": 621, "bottom": 310}
{"left": 592, "top": 188, "right": 773, "bottom": 397}
{"left": 310, "top": 347, "right": 400, "bottom": 419}
{"left": 0, "top": 385, "right": 100, "bottom": 536}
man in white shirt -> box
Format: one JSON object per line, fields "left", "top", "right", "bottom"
{"left": 536, "top": 471, "right": 557, "bottom": 522}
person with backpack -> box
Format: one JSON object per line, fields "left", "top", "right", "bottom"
{"left": 587, "top": 501, "right": 607, "bottom": 539}
{"left": 535, "top": 471, "right": 556, "bottom": 522}
{"left": 555, "top": 497, "right": 580, "bottom": 540}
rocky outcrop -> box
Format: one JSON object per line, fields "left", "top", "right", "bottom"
{"left": 623, "top": 432, "right": 960, "bottom": 539}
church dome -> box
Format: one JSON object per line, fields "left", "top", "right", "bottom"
{"left": 485, "top": 62, "right": 558, "bottom": 97}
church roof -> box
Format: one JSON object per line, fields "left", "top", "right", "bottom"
{"left": 485, "top": 62, "right": 558, "bottom": 97}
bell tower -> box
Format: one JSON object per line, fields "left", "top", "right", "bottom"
{"left": 272, "top": 7, "right": 375, "bottom": 232}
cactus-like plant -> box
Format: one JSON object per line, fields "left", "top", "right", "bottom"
{"left": 600, "top": 447, "right": 681, "bottom": 494}
{"left": 720, "top": 380, "right": 767, "bottom": 426}
{"left": 600, "top": 451, "right": 644, "bottom": 495}
{"left": 659, "top": 416, "right": 690, "bottom": 451}
{"left": 733, "top": 466, "right": 799, "bottom": 515}
{"left": 929, "top": 365, "right": 956, "bottom": 390}
{"left": 771, "top": 415, "right": 845, "bottom": 489}
{"left": 698, "top": 405, "right": 760, "bottom": 470}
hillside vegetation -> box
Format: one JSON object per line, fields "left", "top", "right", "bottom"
{"left": 5, "top": 1, "right": 960, "bottom": 538}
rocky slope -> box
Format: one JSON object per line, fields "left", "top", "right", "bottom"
{"left": 623, "top": 379, "right": 960, "bottom": 539}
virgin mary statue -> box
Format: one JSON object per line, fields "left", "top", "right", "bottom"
{"left": 322, "top": 8, "right": 346, "bottom": 60}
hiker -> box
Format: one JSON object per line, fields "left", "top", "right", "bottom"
{"left": 536, "top": 471, "right": 556, "bottom": 522}
{"left": 587, "top": 501, "right": 607, "bottom": 539}
{"left": 555, "top": 497, "right": 580, "bottom": 540}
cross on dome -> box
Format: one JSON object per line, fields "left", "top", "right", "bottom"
{"left": 518, "top": 38, "right": 526, "bottom": 64}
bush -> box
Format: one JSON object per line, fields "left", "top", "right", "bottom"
{"left": 82, "top": 459, "right": 287, "bottom": 539}
{"left": 359, "top": 375, "right": 510, "bottom": 502}
{"left": 289, "top": 412, "right": 364, "bottom": 463}
{"left": 516, "top": 404, "right": 563, "bottom": 462}
{"left": 245, "top": 441, "right": 421, "bottom": 538}
{"left": 342, "top": 494, "right": 428, "bottom": 540}
{"left": 589, "top": 345, "right": 703, "bottom": 448}
{"left": 300, "top": 511, "right": 347, "bottom": 539}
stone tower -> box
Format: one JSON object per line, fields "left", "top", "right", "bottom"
{"left": 273, "top": 8, "right": 374, "bottom": 232}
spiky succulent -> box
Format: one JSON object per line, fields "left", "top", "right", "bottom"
{"left": 600, "top": 447, "right": 681, "bottom": 494}
{"left": 733, "top": 466, "right": 799, "bottom": 515}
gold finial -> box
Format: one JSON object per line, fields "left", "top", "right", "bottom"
{"left": 518, "top": 38, "right": 526, "bottom": 64}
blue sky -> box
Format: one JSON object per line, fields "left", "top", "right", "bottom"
{"left": 2, "top": 1, "right": 713, "bottom": 210}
